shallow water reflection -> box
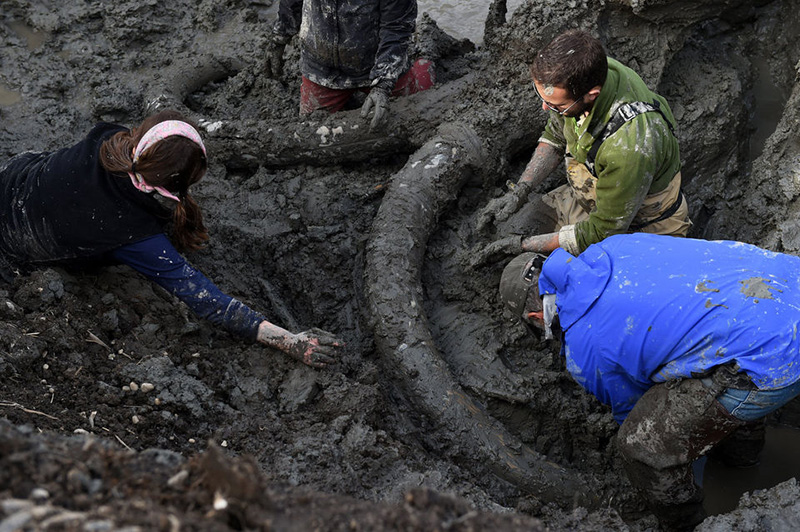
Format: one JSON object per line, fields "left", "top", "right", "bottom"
{"left": 703, "top": 425, "right": 800, "bottom": 516}
{"left": 416, "top": 0, "right": 525, "bottom": 43}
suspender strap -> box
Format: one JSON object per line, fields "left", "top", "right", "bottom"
{"left": 628, "top": 191, "right": 683, "bottom": 231}
{"left": 584, "top": 100, "right": 675, "bottom": 178}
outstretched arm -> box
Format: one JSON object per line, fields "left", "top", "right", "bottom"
{"left": 476, "top": 142, "right": 562, "bottom": 232}
{"left": 521, "top": 232, "right": 560, "bottom": 254}
{"left": 111, "top": 234, "right": 342, "bottom": 368}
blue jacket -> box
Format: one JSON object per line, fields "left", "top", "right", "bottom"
{"left": 538, "top": 234, "right": 800, "bottom": 423}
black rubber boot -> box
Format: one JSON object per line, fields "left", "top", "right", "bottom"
{"left": 708, "top": 418, "right": 766, "bottom": 468}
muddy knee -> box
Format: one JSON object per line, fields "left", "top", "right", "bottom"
{"left": 617, "top": 380, "right": 745, "bottom": 468}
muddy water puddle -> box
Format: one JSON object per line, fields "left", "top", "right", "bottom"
{"left": 702, "top": 425, "right": 800, "bottom": 516}
{"left": 417, "top": 0, "right": 525, "bottom": 43}
{"left": 1, "top": 20, "right": 48, "bottom": 106}
{"left": 0, "top": 85, "right": 21, "bottom": 106}
{"left": 7, "top": 20, "right": 46, "bottom": 49}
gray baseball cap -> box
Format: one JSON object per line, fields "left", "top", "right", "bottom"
{"left": 499, "top": 252, "right": 545, "bottom": 318}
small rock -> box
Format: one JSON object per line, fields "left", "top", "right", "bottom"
{"left": 129, "top": 382, "right": 139, "bottom": 392}
{"left": 213, "top": 491, "right": 228, "bottom": 510}
{"left": 1, "top": 499, "right": 33, "bottom": 514}
{"left": 83, "top": 520, "right": 114, "bottom": 531}
{"left": 140, "top": 383, "right": 154, "bottom": 393}
{"left": 167, "top": 470, "right": 189, "bottom": 488}
{"left": 131, "top": 415, "right": 140, "bottom": 424}
{"left": 0, "top": 510, "right": 33, "bottom": 531}
{"left": 30, "top": 488, "right": 49, "bottom": 502}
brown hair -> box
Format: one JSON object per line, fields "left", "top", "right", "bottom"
{"left": 100, "top": 110, "right": 209, "bottom": 252}
{"left": 530, "top": 29, "right": 608, "bottom": 99}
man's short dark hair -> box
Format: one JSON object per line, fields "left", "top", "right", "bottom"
{"left": 530, "top": 29, "right": 608, "bottom": 99}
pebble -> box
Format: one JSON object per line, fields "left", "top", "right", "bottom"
{"left": 42, "top": 364, "right": 49, "bottom": 370}
{"left": 1, "top": 499, "right": 33, "bottom": 514}
{"left": 129, "top": 382, "right": 139, "bottom": 392}
{"left": 166, "top": 470, "right": 189, "bottom": 488}
{"left": 131, "top": 415, "right": 140, "bottom": 425}
{"left": 83, "top": 520, "right": 114, "bottom": 531}
{"left": 140, "top": 383, "right": 154, "bottom": 393}
{"left": 30, "top": 488, "right": 49, "bottom": 502}
{"left": 0, "top": 510, "right": 33, "bottom": 532}
{"left": 213, "top": 492, "right": 228, "bottom": 510}
{"left": 154, "top": 398, "right": 162, "bottom": 405}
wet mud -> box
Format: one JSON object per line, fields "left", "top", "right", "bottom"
{"left": 2, "top": 0, "right": 800, "bottom": 530}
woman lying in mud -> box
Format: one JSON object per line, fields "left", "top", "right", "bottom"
{"left": 0, "top": 110, "right": 341, "bottom": 368}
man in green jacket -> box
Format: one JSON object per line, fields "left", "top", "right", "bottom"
{"left": 475, "top": 29, "right": 691, "bottom": 261}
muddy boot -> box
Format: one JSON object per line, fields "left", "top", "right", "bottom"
{"left": 708, "top": 419, "right": 766, "bottom": 467}
{"left": 622, "top": 454, "right": 706, "bottom": 531}
{"left": 617, "top": 379, "right": 745, "bottom": 531}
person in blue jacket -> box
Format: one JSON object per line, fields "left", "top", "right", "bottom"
{"left": 499, "top": 233, "right": 800, "bottom": 530}
{"left": 0, "top": 110, "right": 341, "bottom": 369}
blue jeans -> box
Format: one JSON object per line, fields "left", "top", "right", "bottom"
{"left": 714, "top": 379, "right": 800, "bottom": 422}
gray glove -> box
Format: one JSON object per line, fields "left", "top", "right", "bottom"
{"left": 470, "top": 235, "right": 523, "bottom": 268}
{"left": 476, "top": 180, "right": 532, "bottom": 232}
{"left": 361, "top": 79, "right": 393, "bottom": 131}
{"left": 286, "top": 328, "right": 343, "bottom": 368}
{"left": 264, "top": 39, "right": 286, "bottom": 79}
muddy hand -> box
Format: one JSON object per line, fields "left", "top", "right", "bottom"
{"left": 264, "top": 41, "right": 286, "bottom": 79}
{"left": 361, "top": 86, "right": 390, "bottom": 131}
{"left": 476, "top": 181, "right": 532, "bottom": 232}
{"left": 287, "top": 328, "right": 342, "bottom": 368}
{"left": 470, "top": 235, "right": 523, "bottom": 268}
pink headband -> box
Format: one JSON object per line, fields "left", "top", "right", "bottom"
{"left": 128, "top": 120, "right": 207, "bottom": 202}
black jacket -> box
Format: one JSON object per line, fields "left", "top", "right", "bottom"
{"left": 273, "top": 0, "right": 417, "bottom": 89}
{"left": 0, "top": 123, "right": 170, "bottom": 272}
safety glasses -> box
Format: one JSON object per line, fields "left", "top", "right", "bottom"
{"left": 532, "top": 82, "right": 585, "bottom": 116}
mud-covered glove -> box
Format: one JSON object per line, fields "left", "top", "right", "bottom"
{"left": 286, "top": 328, "right": 342, "bottom": 368}
{"left": 361, "top": 79, "right": 393, "bottom": 131}
{"left": 476, "top": 180, "right": 533, "bottom": 232}
{"left": 470, "top": 235, "right": 523, "bottom": 268}
{"left": 264, "top": 39, "right": 286, "bottom": 79}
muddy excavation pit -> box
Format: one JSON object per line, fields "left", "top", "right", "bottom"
{"left": 2, "top": 0, "right": 800, "bottom": 530}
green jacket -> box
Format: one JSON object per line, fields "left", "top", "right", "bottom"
{"left": 539, "top": 57, "right": 681, "bottom": 251}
